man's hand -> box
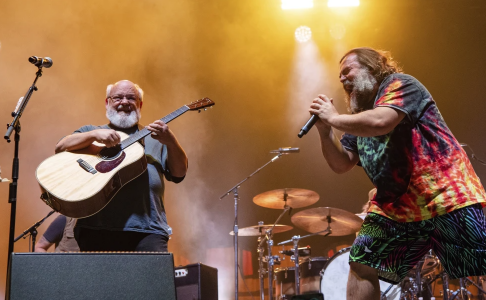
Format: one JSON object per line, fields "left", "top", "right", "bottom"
{"left": 309, "top": 94, "right": 338, "bottom": 134}
{"left": 147, "top": 120, "right": 175, "bottom": 144}
{"left": 94, "top": 129, "right": 121, "bottom": 148}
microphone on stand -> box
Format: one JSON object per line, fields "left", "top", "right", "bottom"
{"left": 28, "top": 56, "right": 53, "bottom": 68}
{"left": 269, "top": 147, "right": 300, "bottom": 154}
{"left": 298, "top": 115, "right": 318, "bottom": 138}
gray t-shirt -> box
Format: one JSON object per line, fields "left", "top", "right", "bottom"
{"left": 74, "top": 124, "right": 179, "bottom": 237}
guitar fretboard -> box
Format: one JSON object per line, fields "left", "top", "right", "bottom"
{"left": 120, "top": 105, "right": 190, "bottom": 150}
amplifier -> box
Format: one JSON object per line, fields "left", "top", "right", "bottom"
{"left": 7, "top": 252, "right": 176, "bottom": 300}
{"left": 174, "top": 263, "right": 218, "bottom": 300}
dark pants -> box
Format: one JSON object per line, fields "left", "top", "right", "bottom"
{"left": 74, "top": 227, "right": 169, "bottom": 252}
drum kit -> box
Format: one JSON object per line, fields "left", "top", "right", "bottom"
{"left": 234, "top": 188, "right": 486, "bottom": 300}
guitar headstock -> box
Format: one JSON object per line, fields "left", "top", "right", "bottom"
{"left": 186, "top": 97, "right": 215, "bottom": 111}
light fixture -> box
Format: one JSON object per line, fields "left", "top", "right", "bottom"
{"left": 295, "top": 26, "right": 312, "bottom": 43}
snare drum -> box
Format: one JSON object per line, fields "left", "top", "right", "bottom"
{"left": 274, "top": 267, "right": 296, "bottom": 299}
{"left": 300, "top": 257, "right": 328, "bottom": 294}
{"left": 320, "top": 247, "right": 401, "bottom": 300}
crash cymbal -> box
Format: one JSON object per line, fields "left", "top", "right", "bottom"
{"left": 291, "top": 207, "right": 363, "bottom": 236}
{"left": 229, "top": 224, "right": 293, "bottom": 236}
{"left": 253, "top": 188, "right": 319, "bottom": 209}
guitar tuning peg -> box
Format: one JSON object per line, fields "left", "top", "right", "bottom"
{"left": 204, "top": 108, "right": 207, "bottom": 111}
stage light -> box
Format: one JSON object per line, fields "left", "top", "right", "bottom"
{"left": 281, "top": 0, "right": 313, "bottom": 10}
{"left": 295, "top": 26, "right": 312, "bottom": 43}
{"left": 327, "top": 0, "right": 360, "bottom": 7}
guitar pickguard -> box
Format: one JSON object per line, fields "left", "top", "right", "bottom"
{"left": 95, "top": 151, "right": 126, "bottom": 173}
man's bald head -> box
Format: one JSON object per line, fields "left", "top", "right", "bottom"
{"left": 106, "top": 80, "right": 144, "bottom": 102}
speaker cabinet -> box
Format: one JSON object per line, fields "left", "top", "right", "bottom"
{"left": 8, "top": 252, "right": 177, "bottom": 300}
{"left": 175, "top": 263, "right": 218, "bottom": 300}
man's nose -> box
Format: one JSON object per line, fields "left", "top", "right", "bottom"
{"left": 120, "top": 97, "right": 131, "bottom": 104}
{"left": 339, "top": 74, "right": 346, "bottom": 83}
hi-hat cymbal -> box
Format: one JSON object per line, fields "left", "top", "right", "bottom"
{"left": 229, "top": 224, "right": 293, "bottom": 236}
{"left": 291, "top": 207, "right": 363, "bottom": 236}
{"left": 253, "top": 188, "right": 319, "bottom": 209}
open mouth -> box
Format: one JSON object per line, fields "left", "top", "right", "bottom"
{"left": 344, "top": 84, "right": 353, "bottom": 93}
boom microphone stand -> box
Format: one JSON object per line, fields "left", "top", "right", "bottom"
{"left": 14, "top": 210, "right": 55, "bottom": 252}
{"left": 4, "top": 56, "right": 52, "bottom": 299}
{"left": 220, "top": 147, "right": 298, "bottom": 300}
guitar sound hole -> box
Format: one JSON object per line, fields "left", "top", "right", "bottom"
{"left": 99, "top": 145, "right": 122, "bottom": 160}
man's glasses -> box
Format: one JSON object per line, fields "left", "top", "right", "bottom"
{"left": 109, "top": 94, "right": 139, "bottom": 102}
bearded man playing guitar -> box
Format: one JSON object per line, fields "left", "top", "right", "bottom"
{"left": 55, "top": 80, "right": 188, "bottom": 252}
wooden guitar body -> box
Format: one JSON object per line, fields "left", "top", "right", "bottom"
{"left": 36, "top": 131, "right": 147, "bottom": 218}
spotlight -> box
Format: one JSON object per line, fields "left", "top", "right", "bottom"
{"left": 295, "top": 26, "right": 312, "bottom": 43}
{"left": 327, "top": 0, "right": 360, "bottom": 7}
{"left": 281, "top": 0, "right": 313, "bottom": 10}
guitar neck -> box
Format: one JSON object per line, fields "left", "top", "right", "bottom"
{"left": 120, "top": 105, "right": 190, "bottom": 150}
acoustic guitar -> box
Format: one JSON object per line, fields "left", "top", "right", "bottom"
{"left": 36, "top": 97, "right": 214, "bottom": 218}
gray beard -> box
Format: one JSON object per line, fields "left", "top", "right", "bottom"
{"left": 344, "top": 68, "right": 378, "bottom": 114}
{"left": 106, "top": 106, "right": 141, "bottom": 128}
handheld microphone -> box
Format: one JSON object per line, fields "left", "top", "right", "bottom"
{"left": 298, "top": 114, "right": 318, "bottom": 138}
{"left": 269, "top": 147, "right": 300, "bottom": 154}
{"left": 28, "top": 56, "right": 53, "bottom": 68}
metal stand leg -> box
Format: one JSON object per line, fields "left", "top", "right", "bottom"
{"left": 292, "top": 237, "right": 300, "bottom": 296}
{"left": 442, "top": 272, "right": 450, "bottom": 300}
{"left": 267, "top": 238, "right": 274, "bottom": 300}
{"left": 257, "top": 234, "right": 265, "bottom": 300}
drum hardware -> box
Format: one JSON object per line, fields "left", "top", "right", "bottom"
{"left": 251, "top": 187, "right": 320, "bottom": 300}
{"left": 230, "top": 220, "right": 293, "bottom": 300}
{"left": 278, "top": 224, "right": 332, "bottom": 297}
{"left": 448, "top": 277, "right": 486, "bottom": 300}
{"left": 220, "top": 149, "right": 293, "bottom": 300}
{"left": 255, "top": 205, "right": 294, "bottom": 300}
{"left": 449, "top": 278, "right": 472, "bottom": 300}
{"left": 280, "top": 246, "right": 311, "bottom": 258}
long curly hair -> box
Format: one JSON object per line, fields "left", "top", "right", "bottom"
{"left": 340, "top": 47, "right": 403, "bottom": 83}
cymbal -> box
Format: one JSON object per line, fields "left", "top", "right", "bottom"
{"left": 229, "top": 224, "right": 293, "bottom": 236}
{"left": 253, "top": 188, "right": 319, "bottom": 209}
{"left": 291, "top": 207, "right": 363, "bottom": 236}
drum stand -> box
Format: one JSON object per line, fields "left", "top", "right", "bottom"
{"left": 257, "top": 228, "right": 267, "bottom": 300}
{"left": 257, "top": 206, "right": 291, "bottom": 300}
{"left": 278, "top": 214, "right": 332, "bottom": 297}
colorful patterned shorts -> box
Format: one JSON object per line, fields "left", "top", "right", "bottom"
{"left": 350, "top": 204, "right": 486, "bottom": 284}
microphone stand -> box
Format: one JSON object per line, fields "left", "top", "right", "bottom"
{"left": 4, "top": 65, "right": 45, "bottom": 299}
{"left": 14, "top": 210, "right": 55, "bottom": 252}
{"left": 220, "top": 151, "right": 287, "bottom": 300}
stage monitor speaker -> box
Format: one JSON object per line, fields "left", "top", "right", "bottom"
{"left": 8, "top": 252, "right": 176, "bottom": 300}
{"left": 175, "top": 263, "right": 218, "bottom": 300}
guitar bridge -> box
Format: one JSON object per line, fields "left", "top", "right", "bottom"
{"left": 77, "top": 159, "right": 97, "bottom": 174}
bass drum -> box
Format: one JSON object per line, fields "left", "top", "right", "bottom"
{"left": 320, "top": 247, "right": 401, "bottom": 300}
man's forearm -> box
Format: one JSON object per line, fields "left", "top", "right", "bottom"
{"left": 55, "top": 132, "right": 97, "bottom": 153}
{"left": 328, "top": 107, "right": 405, "bottom": 137}
{"left": 318, "top": 128, "right": 356, "bottom": 174}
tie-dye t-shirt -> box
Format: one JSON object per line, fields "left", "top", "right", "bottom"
{"left": 341, "top": 73, "right": 486, "bottom": 222}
